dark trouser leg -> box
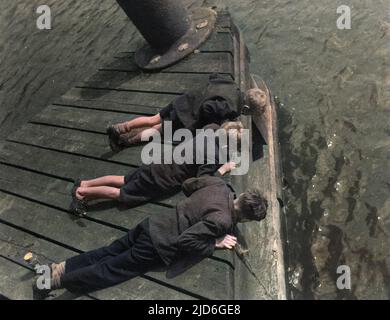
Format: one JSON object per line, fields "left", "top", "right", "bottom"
{"left": 61, "top": 223, "right": 163, "bottom": 293}
{"left": 119, "top": 166, "right": 162, "bottom": 207}
{"left": 65, "top": 225, "right": 141, "bottom": 274}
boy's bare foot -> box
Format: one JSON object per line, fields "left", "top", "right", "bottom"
{"left": 71, "top": 179, "right": 81, "bottom": 200}
{"left": 75, "top": 188, "right": 85, "bottom": 201}
{"left": 70, "top": 180, "right": 87, "bottom": 216}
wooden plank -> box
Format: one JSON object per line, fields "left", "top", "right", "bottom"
{"left": 0, "top": 161, "right": 179, "bottom": 228}
{"left": 106, "top": 52, "right": 234, "bottom": 75}
{"left": 7, "top": 124, "right": 144, "bottom": 167}
{"left": 0, "top": 223, "right": 76, "bottom": 263}
{"left": 0, "top": 224, "right": 191, "bottom": 300}
{"left": 55, "top": 87, "right": 171, "bottom": 115}
{"left": 216, "top": 12, "right": 232, "bottom": 28}
{"left": 233, "top": 148, "right": 285, "bottom": 300}
{"left": 162, "top": 51, "right": 234, "bottom": 75}
{"left": 199, "top": 31, "right": 233, "bottom": 53}
{"left": 79, "top": 72, "right": 232, "bottom": 94}
{"left": 31, "top": 105, "right": 138, "bottom": 134}
{"left": 0, "top": 193, "right": 232, "bottom": 299}
{"left": 0, "top": 258, "right": 94, "bottom": 300}
{"left": 0, "top": 141, "right": 183, "bottom": 207}
{"left": 0, "top": 224, "right": 87, "bottom": 300}
{"left": 0, "top": 141, "right": 135, "bottom": 180}
{"left": 229, "top": 76, "right": 287, "bottom": 300}
{"left": 148, "top": 258, "right": 233, "bottom": 300}
{"left": 123, "top": 32, "right": 234, "bottom": 54}
{"left": 0, "top": 193, "right": 125, "bottom": 250}
{"left": 0, "top": 256, "right": 33, "bottom": 300}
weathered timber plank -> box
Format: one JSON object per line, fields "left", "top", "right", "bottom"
{"left": 31, "top": 105, "right": 138, "bottom": 134}
{"left": 0, "top": 163, "right": 149, "bottom": 229}
{"left": 0, "top": 141, "right": 135, "bottom": 180}
{"left": 122, "top": 32, "right": 233, "bottom": 54}
{"left": 7, "top": 124, "right": 144, "bottom": 167}
{"left": 0, "top": 193, "right": 124, "bottom": 249}
{"left": 78, "top": 72, "right": 231, "bottom": 94}
{"left": 0, "top": 224, "right": 75, "bottom": 263}
{"left": 216, "top": 12, "right": 232, "bottom": 28}
{"left": 0, "top": 256, "right": 34, "bottom": 300}
{"left": 165, "top": 51, "right": 233, "bottom": 75}
{"left": 0, "top": 224, "right": 191, "bottom": 300}
{"left": 106, "top": 52, "right": 234, "bottom": 75}
{"left": 228, "top": 76, "right": 287, "bottom": 300}
{"left": 199, "top": 31, "right": 233, "bottom": 53}
{"left": 55, "top": 87, "right": 171, "bottom": 115}
{"left": 0, "top": 141, "right": 183, "bottom": 207}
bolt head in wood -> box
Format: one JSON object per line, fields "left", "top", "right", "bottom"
{"left": 150, "top": 55, "right": 161, "bottom": 64}
{"left": 178, "top": 43, "right": 189, "bottom": 52}
{"left": 196, "top": 20, "right": 209, "bottom": 29}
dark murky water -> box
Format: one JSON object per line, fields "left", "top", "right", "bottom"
{"left": 1, "top": 0, "right": 389, "bottom": 299}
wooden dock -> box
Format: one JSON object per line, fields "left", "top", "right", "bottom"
{"left": 0, "top": 10, "right": 287, "bottom": 300}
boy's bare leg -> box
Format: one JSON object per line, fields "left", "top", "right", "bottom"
{"left": 70, "top": 177, "right": 123, "bottom": 216}
{"left": 114, "top": 114, "right": 162, "bottom": 134}
{"left": 80, "top": 176, "right": 125, "bottom": 188}
{"left": 76, "top": 186, "right": 121, "bottom": 201}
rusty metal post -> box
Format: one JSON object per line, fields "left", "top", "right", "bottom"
{"left": 116, "top": 0, "right": 217, "bottom": 70}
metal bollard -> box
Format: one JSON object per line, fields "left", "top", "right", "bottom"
{"left": 116, "top": 0, "right": 217, "bottom": 70}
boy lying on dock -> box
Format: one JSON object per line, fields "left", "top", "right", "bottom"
{"left": 70, "top": 121, "right": 243, "bottom": 216}
{"left": 106, "top": 73, "right": 266, "bottom": 151}
{"left": 33, "top": 175, "right": 268, "bottom": 298}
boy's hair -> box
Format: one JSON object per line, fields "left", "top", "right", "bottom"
{"left": 240, "top": 189, "right": 268, "bottom": 221}
{"left": 244, "top": 88, "right": 267, "bottom": 114}
{"left": 221, "top": 121, "right": 244, "bottom": 152}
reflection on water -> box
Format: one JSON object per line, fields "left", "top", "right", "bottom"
{"left": 1, "top": 0, "right": 389, "bottom": 299}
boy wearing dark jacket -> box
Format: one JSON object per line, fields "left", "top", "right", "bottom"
{"left": 35, "top": 176, "right": 268, "bottom": 296}
{"left": 106, "top": 73, "right": 250, "bottom": 150}
{"left": 70, "top": 122, "right": 243, "bottom": 216}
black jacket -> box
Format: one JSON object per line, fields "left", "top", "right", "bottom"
{"left": 164, "top": 73, "right": 242, "bottom": 132}
{"left": 148, "top": 176, "right": 236, "bottom": 278}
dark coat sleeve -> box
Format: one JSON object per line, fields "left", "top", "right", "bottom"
{"left": 159, "top": 101, "right": 174, "bottom": 119}
{"left": 200, "top": 99, "right": 239, "bottom": 124}
{"left": 196, "top": 163, "right": 222, "bottom": 177}
{"left": 176, "top": 212, "right": 231, "bottom": 257}
{"left": 195, "top": 125, "right": 226, "bottom": 177}
{"left": 181, "top": 176, "right": 225, "bottom": 197}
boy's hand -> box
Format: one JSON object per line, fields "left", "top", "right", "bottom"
{"left": 215, "top": 234, "right": 237, "bottom": 250}
{"left": 218, "top": 162, "right": 237, "bottom": 176}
